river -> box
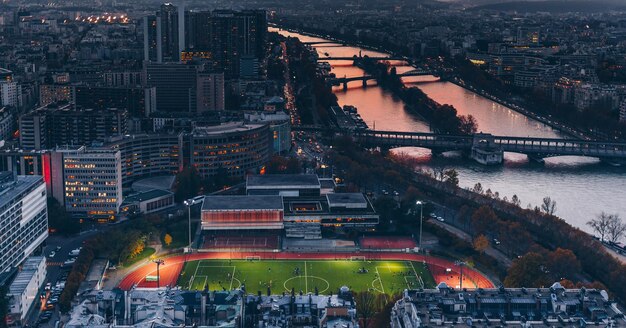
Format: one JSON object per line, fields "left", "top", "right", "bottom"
{"left": 272, "top": 27, "right": 626, "bottom": 235}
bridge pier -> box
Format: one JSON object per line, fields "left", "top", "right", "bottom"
{"left": 343, "top": 81, "right": 348, "bottom": 91}
{"left": 526, "top": 155, "right": 545, "bottom": 164}
{"left": 362, "top": 79, "right": 367, "bottom": 88}
{"left": 378, "top": 147, "right": 390, "bottom": 156}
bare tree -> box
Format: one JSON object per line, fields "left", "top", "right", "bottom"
{"left": 607, "top": 214, "right": 626, "bottom": 244}
{"left": 355, "top": 291, "right": 378, "bottom": 328}
{"left": 511, "top": 194, "right": 521, "bottom": 207}
{"left": 587, "top": 212, "right": 613, "bottom": 242}
{"left": 541, "top": 196, "right": 557, "bottom": 215}
{"left": 472, "top": 183, "right": 484, "bottom": 194}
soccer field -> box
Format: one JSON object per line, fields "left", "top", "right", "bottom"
{"left": 177, "top": 259, "right": 436, "bottom": 295}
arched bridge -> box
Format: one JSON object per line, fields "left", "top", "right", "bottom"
{"left": 294, "top": 126, "right": 626, "bottom": 165}
{"left": 319, "top": 55, "right": 405, "bottom": 61}
{"left": 328, "top": 70, "right": 440, "bottom": 90}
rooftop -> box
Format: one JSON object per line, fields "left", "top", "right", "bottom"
{"left": 247, "top": 174, "right": 320, "bottom": 189}
{"left": 192, "top": 122, "right": 265, "bottom": 136}
{"left": 8, "top": 257, "right": 45, "bottom": 296}
{"left": 122, "top": 189, "right": 173, "bottom": 205}
{"left": 0, "top": 175, "right": 43, "bottom": 208}
{"left": 326, "top": 193, "right": 368, "bottom": 209}
{"left": 202, "top": 195, "right": 284, "bottom": 211}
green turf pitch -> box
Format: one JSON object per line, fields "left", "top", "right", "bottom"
{"left": 177, "top": 259, "right": 436, "bottom": 295}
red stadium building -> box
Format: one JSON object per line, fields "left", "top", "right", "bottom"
{"left": 201, "top": 195, "right": 284, "bottom": 231}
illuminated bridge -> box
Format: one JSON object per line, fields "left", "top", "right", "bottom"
{"left": 328, "top": 70, "right": 440, "bottom": 90}
{"left": 294, "top": 126, "right": 626, "bottom": 165}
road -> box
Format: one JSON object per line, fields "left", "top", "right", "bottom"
{"left": 427, "top": 202, "right": 512, "bottom": 268}
{"left": 25, "top": 229, "right": 100, "bottom": 327}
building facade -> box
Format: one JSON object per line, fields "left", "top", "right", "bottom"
{"left": 105, "top": 133, "right": 181, "bottom": 186}
{"left": 19, "top": 104, "right": 128, "bottom": 150}
{"left": 0, "top": 80, "right": 20, "bottom": 108}
{"left": 74, "top": 85, "right": 156, "bottom": 117}
{"left": 196, "top": 72, "right": 225, "bottom": 112}
{"left": 7, "top": 256, "right": 46, "bottom": 324}
{"left": 143, "top": 62, "right": 201, "bottom": 113}
{"left": 186, "top": 122, "right": 271, "bottom": 178}
{"left": 0, "top": 175, "right": 48, "bottom": 272}
{"left": 45, "top": 147, "right": 123, "bottom": 221}
{"left": 39, "top": 83, "right": 73, "bottom": 106}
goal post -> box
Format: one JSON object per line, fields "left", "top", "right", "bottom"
{"left": 245, "top": 256, "right": 261, "bottom": 261}
{"left": 350, "top": 256, "right": 366, "bottom": 261}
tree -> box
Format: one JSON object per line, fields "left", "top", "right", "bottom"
{"left": 587, "top": 212, "right": 613, "bottom": 242}
{"left": 0, "top": 285, "right": 8, "bottom": 328}
{"left": 607, "top": 214, "right": 626, "bottom": 244}
{"left": 458, "top": 115, "right": 478, "bottom": 135}
{"left": 355, "top": 291, "right": 378, "bottom": 328}
{"left": 504, "top": 252, "right": 550, "bottom": 288}
{"left": 541, "top": 196, "right": 557, "bottom": 215}
{"left": 174, "top": 167, "right": 202, "bottom": 202}
{"left": 511, "top": 194, "right": 521, "bottom": 207}
{"left": 547, "top": 248, "right": 581, "bottom": 281}
{"left": 473, "top": 235, "right": 490, "bottom": 254}
{"left": 164, "top": 233, "right": 173, "bottom": 246}
{"left": 47, "top": 197, "right": 80, "bottom": 235}
{"left": 472, "top": 182, "right": 484, "bottom": 194}
{"left": 470, "top": 206, "right": 499, "bottom": 237}
{"left": 443, "top": 169, "right": 459, "bottom": 186}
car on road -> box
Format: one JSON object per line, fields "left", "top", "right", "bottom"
{"left": 429, "top": 213, "right": 437, "bottom": 218}
{"left": 437, "top": 216, "right": 444, "bottom": 222}
{"left": 48, "top": 251, "right": 55, "bottom": 258}
{"left": 493, "top": 238, "right": 501, "bottom": 245}
{"left": 44, "top": 282, "right": 52, "bottom": 291}
{"left": 55, "top": 246, "right": 61, "bottom": 251}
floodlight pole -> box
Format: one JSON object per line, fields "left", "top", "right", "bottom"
{"left": 416, "top": 201, "right": 423, "bottom": 251}
{"left": 153, "top": 259, "right": 165, "bottom": 288}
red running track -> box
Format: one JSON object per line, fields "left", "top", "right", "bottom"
{"left": 117, "top": 251, "right": 494, "bottom": 290}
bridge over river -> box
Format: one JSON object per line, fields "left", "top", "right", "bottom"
{"left": 294, "top": 126, "right": 626, "bottom": 165}
{"left": 327, "top": 69, "right": 440, "bottom": 90}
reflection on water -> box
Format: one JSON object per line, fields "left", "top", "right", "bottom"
{"left": 272, "top": 27, "right": 626, "bottom": 233}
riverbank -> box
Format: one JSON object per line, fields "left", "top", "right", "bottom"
{"left": 274, "top": 24, "right": 590, "bottom": 140}
{"left": 269, "top": 24, "right": 407, "bottom": 61}
{"left": 446, "top": 78, "right": 585, "bottom": 139}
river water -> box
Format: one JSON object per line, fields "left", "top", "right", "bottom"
{"left": 273, "top": 27, "right": 626, "bottom": 235}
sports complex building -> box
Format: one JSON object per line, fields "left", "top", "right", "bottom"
{"left": 200, "top": 174, "right": 379, "bottom": 249}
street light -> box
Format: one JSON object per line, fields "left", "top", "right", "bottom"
{"left": 152, "top": 259, "right": 165, "bottom": 289}
{"left": 455, "top": 260, "right": 467, "bottom": 289}
{"left": 183, "top": 200, "right": 193, "bottom": 251}
{"left": 416, "top": 201, "right": 423, "bottom": 251}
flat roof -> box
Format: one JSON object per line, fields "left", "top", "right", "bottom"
{"left": 283, "top": 195, "right": 377, "bottom": 217}
{"left": 9, "top": 257, "right": 45, "bottom": 296}
{"left": 122, "top": 189, "right": 173, "bottom": 204}
{"left": 247, "top": 174, "right": 320, "bottom": 189}
{"left": 202, "top": 195, "right": 284, "bottom": 211}
{"left": 326, "top": 193, "right": 367, "bottom": 206}
{"left": 192, "top": 122, "right": 265, "bottom": 136}
{"left": 0, "top": 175, "right": 43, "bottom": 208}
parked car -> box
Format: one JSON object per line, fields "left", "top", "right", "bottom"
{"left": 48, "top": 251, "right": 55, "bottom": 258}
{"left": 437, "top": 216, "right": 444, "bottom": 222}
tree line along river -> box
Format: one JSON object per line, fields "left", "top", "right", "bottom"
{"left": 272, "top": 27, "right": 626, "bottom": 236}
